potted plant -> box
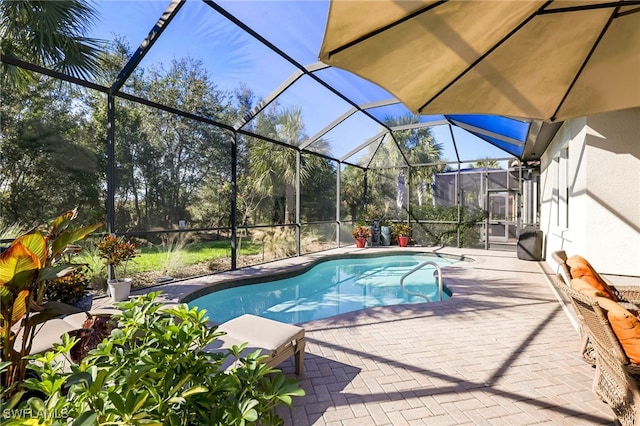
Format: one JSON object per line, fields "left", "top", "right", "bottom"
{"left": 392, "top": 223, "right": 412, "bottom": 247}
{"left": 352, "top": 225, "right": 372, "bottom": 248}
{"left": 97, "top": 234, "right": 138, "bottom": 302}
{"left": 45, "top": 264, "right": 93, "bottom": 310}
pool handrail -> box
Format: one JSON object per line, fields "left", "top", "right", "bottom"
{"left": 399, "top": 261, "right": 443, "bottom": 302}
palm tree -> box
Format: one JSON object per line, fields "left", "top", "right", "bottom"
{"left": 340, "top": 165, "right": 366, "bottom": 223}
{"left": 249, "top": 106, "right": 330, "bottom": 224}
{"left": 470, "top": 159, "right": 501, "bottom": 169}
{"left": 388, "top": 116, "right": 443, "bottom": 206}
{"left": 0, "top": 0, "right": 105, "bottom": 88}
{"left": 367, "top": 115, "right": 443, "bottom": 208}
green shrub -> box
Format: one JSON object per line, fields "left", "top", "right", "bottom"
{"left": 411, "top": 205, "right": 485, "bottom": 247}
{"left": 17, "top": 292, "right": 304, "bottom": 425}
{"left": 44, "top": 265, "right": 91, "bottom": 305}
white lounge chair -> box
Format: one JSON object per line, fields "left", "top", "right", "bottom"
{"left": 205, "top": 314, "right": 305, "bottom": 375}
{"left": 24, "top": 309, "right": 306, "bottom": 376}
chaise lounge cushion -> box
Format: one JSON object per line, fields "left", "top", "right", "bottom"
{"left": 203, "top": 333, "right": 267, "bottom": 371}
{"left": 570, "top": 277, "right": 603, "bottom": 299}
{"left": 217, "top": 314, "right": 303, "bottom": 352}
{"left": 204, "top": 314, "right": 305, "bottom": 375}
{"left": 567, "top": 255, "right": 618, "bottom": 301}
{"left": 589, "top": 290, "right": 640, "bottom": 364}
{"left": 14, "top": 319, "right": 79, "bottom": 354}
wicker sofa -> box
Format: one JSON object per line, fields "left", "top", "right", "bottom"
{"left": 551, "top": 251, "right": 640, "bottom": 426}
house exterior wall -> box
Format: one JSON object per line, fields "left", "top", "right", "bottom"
{"left": 541, "top": 108, "right": 640, "bottom": 277}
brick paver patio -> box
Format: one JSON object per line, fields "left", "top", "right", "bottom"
{"left": 95, "top": 247, "right": 618, "bottom": 425}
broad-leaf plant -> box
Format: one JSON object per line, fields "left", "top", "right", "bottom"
{"left": 0, "top": 209, "right": 103, "bottom": 400}
{"left": 17, "top": 293, "right": 305, "bottom": 425}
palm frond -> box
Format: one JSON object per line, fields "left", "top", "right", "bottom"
{"left": 0, "top": 0, "right": 106, "bottom": 87}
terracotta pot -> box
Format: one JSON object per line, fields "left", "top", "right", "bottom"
{"left": 355, "top": 237, "right": 367, "bottom": 248}
{"left": 397, "top": 236, "right": 409, "bottom": 247}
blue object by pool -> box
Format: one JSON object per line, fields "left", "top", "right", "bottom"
{"left": 189, "top": 253, "right": 464, "bottom": 324}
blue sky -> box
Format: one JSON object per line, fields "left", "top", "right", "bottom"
{"left": 88, "top": 0, "right": 517, "bottom": 166}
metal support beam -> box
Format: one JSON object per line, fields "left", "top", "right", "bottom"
{"left": 518, "top": 164, "right": 523, "bottom": 231}
{"left": 300, "top": 107, "right": 357, "bottom": 150}
{"left": 295, "top": 150, "right": 301, "bottom": 256}
{"left": 456, "top": 163, "right": 461, "bottom": 248}
{"left": 447, "top": 118, "right": 525, "bottom": 147}
{"left": 363, "top": 170, "right": 369, "bottom": 215}
{"left": 336, "top": 163, "right": 342, "bottom": 247}
{"left": 110, "top": 0, "right": 185, "bottom": 94}
{"left": 107, "top": 95, "right": 115, "bottom": 234}
{"left": 452, "top": 126, "right": 463, "bottom": 247}
{"left": 410, "top": 157, "right": 515, "bottom": 168}
{"left": 449, "top": 124, "right": 461, "bottom": 164}
{"left": 391, "top": 120, "right": 448, "bottom": 132}
{"left": 106, "top": 94, "right": 116, "bottom": 280}
{"left": 405, "top": 167, "right": 411, "bottom": 224}
{"left": 0, "top": 54, "right": 108, "bottom": 92}
{"left": 233, "top": 69, "right": 304, "bottom": 131}
{"left": 359, "top": 98, "right": 401, "bottom": 109}
{"left": 231, "top": 131, "right": 238, "bottom": 270}
{"left": 339, "top": 131, "right": 386, "bottom": 163}
{"left": 484, "top": 171, "right": 490, "bottom": 250}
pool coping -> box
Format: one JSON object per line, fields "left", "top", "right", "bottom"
{"left": 180, "top": 248, "right": 472, "bottom": 305}
{"left": 90, "top": 246, "right": 618, "bottom": 424}
{"left": 92, "top": 246, "right": 482, "bottom": 310}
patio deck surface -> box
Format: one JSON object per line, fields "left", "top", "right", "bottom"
{"left": 95, "top": 246, "right": 618, "bottom": 425}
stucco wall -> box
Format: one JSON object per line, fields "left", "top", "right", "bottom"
{"left": 542, "top": 108, "right": 640, "bottom": 277}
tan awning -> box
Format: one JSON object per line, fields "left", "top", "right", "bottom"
{"left": 319, "top": 0, "right": 640, "bottom": 122}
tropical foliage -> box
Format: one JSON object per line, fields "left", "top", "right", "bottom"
{"left": 96, "top": 234, "right": 137, "bottom": 281}
{"left": 391, "top": 223, "right": 412, "bottom": 238}
{"left": 352, "top": 225, "right": 371, "bottom": 239}
{"left": 44, "top": 265, "right": 91, "bottom": 306}
{"left": 365, "top": 115, "right": 444, "bottom": 212}
{"left": 15, "top": 293, "right": 304, "bottom": 425}
{"left": 340, "top": 166, "right": 366, "bottom": 224}
{"left": 411, "top": 205, "right": 486, "bottom": 247}
{"left": 247, "top": 106, "right": 335, "bottom": 225}
{"left": 0, "top": 74, "right": 103, "bottom": 225}
{"left": 0, "top": 209, "right": 103, "bottom": 397}
{"left": 469, "top": 159, "right": 502, "bottom": 169}
{"left": 0, "top": 0, "right": 105, "bottom": 88}
{"left": 0, "top": 42, "right": 338, "bottom": 236}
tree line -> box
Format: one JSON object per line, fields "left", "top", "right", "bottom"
{"left": 0, "top": 47, "right": 340, "bottom": 232}
{"left": 0, "top": 2, "right": 445, "bottom": 236}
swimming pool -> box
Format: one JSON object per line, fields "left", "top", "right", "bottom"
{"left": 188, "top": 253, "right": 465, "bottom": 324}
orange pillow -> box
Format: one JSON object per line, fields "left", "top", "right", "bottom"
{"left": 570, "top": 278, "right": 603, "bottom": 299}
{"left": 595, "top": 296, "right": 640, "bottom": 364}
{"left": 567, "top": 255, "right": 618, "bottom": 301}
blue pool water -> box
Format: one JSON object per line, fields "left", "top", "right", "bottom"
{"left": 189, "top": 253, "right": 462, "bottom": 324}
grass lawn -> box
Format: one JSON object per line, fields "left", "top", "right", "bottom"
{"left": 82, "top": 239, "right": 261, "bottom": 275}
